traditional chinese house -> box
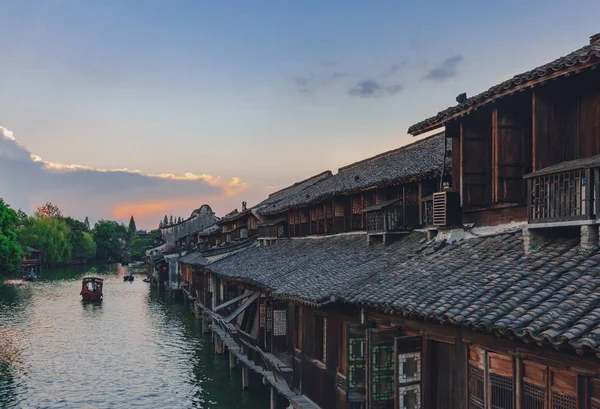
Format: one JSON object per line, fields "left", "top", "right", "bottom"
{"left": 216, "top": 202, "right": 260, "bottom": 245}
{"left": 163, "top": 32, "right": 600, "bottom": 409}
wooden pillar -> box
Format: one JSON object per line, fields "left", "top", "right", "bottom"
{"left": 202, "top": 315, "right": 210, "bottom": 333}
{"left": 270, "top": 386, "right": 277, "bottom": 409}
{"left": 242, "top": 366, "right": 250, "bottom": 389}
{"left": 229, "top": 351, "right": 236, "bottom": 369}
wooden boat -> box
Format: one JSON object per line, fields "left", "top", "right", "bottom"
{"left": 22, "top": 275, "right": 36, "bottom": 282}
{"left": 123, "top": 275, "right": 134, "bottom": 282}
{"left": 143, "top": 278, "right": 151, "bottom": 283}
{"left": 81, "top": 277, "right": 103, "bottom": 301}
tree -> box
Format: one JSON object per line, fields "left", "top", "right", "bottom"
{"left": 127, "top": 216, "right": 137, "bottom": 242}
{"left": 35, "top": 202, "right": 63, "bottom": 218}
{"left": 84, "top": 217, "right": 90, "bottom": 231}
{"left": 0, "top": 199, "right": 22, "bottom": 278}
{"left": 130, "top": 237, "right": 153, "bottom": 259}
{"left": 93, "top": 220, "right": 127, "bottom": 261}
{"left": 163, "top": 215, "right": 168, "bottom": 226}
{"left": 169, "top": 215, "right": 173, "bottom": 225}
{"left": 65, "top": 217, "right": 95, "bottom": 260}
{"left": 18, "top": 216, "right": 72, "bottom": 264}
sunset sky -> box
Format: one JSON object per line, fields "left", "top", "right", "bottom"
{"left": 1, "top": 1, "right": 599, "bottom": 228}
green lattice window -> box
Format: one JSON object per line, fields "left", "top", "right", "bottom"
{"left": 372, "top": 374, "right": 394, "bottom": 402}
{"left": 372, "top": 344, "right": 394, "bottom": 372}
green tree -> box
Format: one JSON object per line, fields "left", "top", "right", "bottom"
{"left": 127, "top": 216, "right": 137, "bottom": 242}
{"left": 35, "top": 202, "right": 63, "bottom": 218}
{"left": 130, "top": 237, "right": 153, "bottom": 259}
{"left": 84, "top": 217, "right": 90, "bottom": 231}
{"left": 65, "top": 217, "right": 96, "bottom": 260}
{"left": 18, "top": 216, "right": 72, "bottom": 264}
{"left": 93, "top": 220, "right": 127, "bottom": 261}
{"left": 0, "top": 199, "right": 23, "bottom": 278}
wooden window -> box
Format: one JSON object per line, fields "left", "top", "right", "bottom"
{"left": 395, "top": 336, "right": 421, "bottom": 409}
{"left": 347, "top": 324, "right": 367, "bottom": 393}
{"left": 468, "top": 348, "right": 579, "bottom": 409}
{"left": 314, "top": 315, "right": 326, "bottom": 362}
{"left": 467, "top": 347, "right": 514, "bottom": 409}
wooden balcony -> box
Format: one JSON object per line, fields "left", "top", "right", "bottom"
{"left": 364, "top": 199, "right": 404, "bottom": 233}
{"left": 525, "top": 156, "right": 600, "bottom": 225}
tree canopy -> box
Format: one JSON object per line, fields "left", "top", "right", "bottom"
{"left": 65, "top": 217, "right": 95, "bottom": 260}
{"left": 18, "top": 216, "right": 72, "bottom": 264}
{"left": 127, "top": 216, "right": 137, "bottom": 243}
{"left": 0, "top": 199, "right": 22, "bottom": 278}
{"left": 93, "top": 220, "right": 127, "bottom": 261}
{"left": 35, "top": 202, "right": 63, "bottom": 218}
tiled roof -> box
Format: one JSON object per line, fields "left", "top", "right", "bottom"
{"left": 217, "top": 209, "right": 252, "bottom": 225}
{"left": 178, "top": 251, "right": 208, "bottom": 266}
{"left": 208, "top": 233, "right": 426, "bottom": 305}
{"left": 255, "top": 171, "right": 333, "bottom": 211}
{"left": 408, "top": 34, "right": 600, "bottom": 135}
{"left": 209, "top": 229, "right": 600, "bottom": 354}
{"left": 259, "top": 132, "right": 449, "bottom": 215}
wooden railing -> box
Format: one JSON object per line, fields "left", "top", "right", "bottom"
{"left": 527, "top": 168, "right": 598, "bottom": 224}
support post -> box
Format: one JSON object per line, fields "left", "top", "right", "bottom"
{"left": 229, "top": 351, "right": 236, "bottom": 369}
{"left": 202, "top": 315, "right": 210, "bottom": 333}
{"left": 270, "top": 386, "right": 277, "bottom": 409}
{"left": 242, "top": 366, "right": 250, "bottom": 389}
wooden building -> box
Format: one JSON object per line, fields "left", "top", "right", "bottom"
{"left": 216, "top": 202, "right": 260, "bottom": 245}
{"left": 165, "top": 33, "right": 600, "bottom": 409}
{"left": 22, "top": 246, "right": 41, "bottom": 274}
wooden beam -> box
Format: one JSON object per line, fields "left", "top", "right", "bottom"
{"left": 225, "top": 293, "right": 259, "bottom": 323}
{"left": 214, "top": 291, "right": 256, "bottom": 312}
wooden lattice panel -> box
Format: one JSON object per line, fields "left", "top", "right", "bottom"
{"left": 334, "top": 202, "right": 345, "bottom": 217}
{"left": 352, "top": 196, "right": 363, "bottom": 214}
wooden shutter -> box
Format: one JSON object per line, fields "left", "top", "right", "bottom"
{"left": 488, "top": 352, "right": 514, "bottom": 409}
{"left": 468, "top": 346, "right": 486, "bottom": 409}
{"left": 394, "top": 336, "right": 421, "bottom": 409}
{"left": 550, "top": 369, "right": 577, "bottom": 409}
{"left": 461, "top": 118, "right": 492, "bottom": 208}
{"left": 347, "top": 324, "right": 368, "bottom": 398}
{"left": 367, "top": 328, "right": 398, "bottom": 409}
{"left": 522, "top": 360, "right": 546, "bottom": 409}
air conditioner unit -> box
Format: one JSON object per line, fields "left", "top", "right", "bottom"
{"left": 432, "top": 191, "right": 461, "bottom": 227}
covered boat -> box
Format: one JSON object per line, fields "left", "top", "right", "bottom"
{"left": 81, "top": 277, "right": 103, "bottom": 301}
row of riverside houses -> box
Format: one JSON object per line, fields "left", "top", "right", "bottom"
{"left": 148, "top": 33, "right": 600, "bottom": 409}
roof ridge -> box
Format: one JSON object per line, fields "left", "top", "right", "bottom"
{"left": 338, "top": 131, "right": 445, "bottom": 172}
{"left": 266, "top": 170, "right": 332, "bottom": 198}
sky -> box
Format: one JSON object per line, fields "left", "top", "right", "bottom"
{"left": 1, "top": 0, "right": 599, "bottom": 229}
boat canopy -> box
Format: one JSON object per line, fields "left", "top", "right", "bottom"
{"left": 82, "top": 277, "right": 104, "bottom": 282}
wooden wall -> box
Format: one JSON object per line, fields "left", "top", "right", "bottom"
{"left": 533, "top": 71, "right": 600, "bottom": 171}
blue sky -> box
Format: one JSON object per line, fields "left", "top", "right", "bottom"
{"left": 1, "top": 1, "right": 599, "bottom": 228}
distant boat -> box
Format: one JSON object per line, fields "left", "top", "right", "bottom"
{"left": 123, "top": 275, "right": 134, "bottom": 282}
{"left": 81, "top": 277, "right": 103, "bottom": 301}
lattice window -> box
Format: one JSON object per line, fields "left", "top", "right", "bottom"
{"left": 352, "top": 196, "right": 363, "bottom": 214}
{"left": 334, "top": 202, "right": 345, "bottom": 217}
{"left": 310, "top": 207, "right": 318, "bottom": 221}
{"left": 551, "top": 392, "right": 576, "bottom": 409}
{"left": 372, "top": 344, "right": 394, "bottom": 372}
{"left": 398, "top": 384, "right": 421, "bottom": 409}
{"left": 490, "top": 373, "right": 513, "bottom": 409}
{"left": 300, "top": 210, "right": 309, "bottom": 223}
{"left": 288, "top": 213, "right": 294, "bottom": 224}
{"left": 273, "top": 310, "right": 286, "bottom": 336}
{"left": 523, "top": 382, "right": 545, "bottom": 409}
{"left": 294, "top": 211, "right": 300, "bottom": 224}
{"left": 372, "top": 374, "right": 394, "bottom": 402}
{"left": 317, "top": 206, "right": 324, "bottom": 220}
{"left": 469, "top": 365, "right": 485, "bottom": 409}
{"left": 348, "top": 363, "right": 366, "bottom": 390}
{"left": 397, "top": 352, "right": 421, "bottom": 384}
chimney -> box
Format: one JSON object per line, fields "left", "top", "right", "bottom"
{"left": 456, "top": 93, "right": 467, "bottom": 104}
{"left": 242, "top": 201, "right": 247, "bottom": 211}
{"left": 591, "top": 33, "right": 600, "bottom": 44}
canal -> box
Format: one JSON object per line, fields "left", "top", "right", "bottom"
{"left": 0, "top": 264, "right": 269, "bottom": 409}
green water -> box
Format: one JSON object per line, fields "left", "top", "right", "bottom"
{"left": 0, "top": 264, "right": 269, "bottom": 408}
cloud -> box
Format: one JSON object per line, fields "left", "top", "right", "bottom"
{"left": 0, "top": 126, "right": 249, "bottom": 229}
{"left": 348, "top": 80, "right": 403, "bottom": 98}
{"left": 423, "top": 55, "right": 464, "bottom": 82}
{"left": 379, "top": 60, "right": 408, "bottom": 78}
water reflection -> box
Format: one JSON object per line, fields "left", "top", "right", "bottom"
{"left": 0, "top": 264, "right": 269, "bottom": 408}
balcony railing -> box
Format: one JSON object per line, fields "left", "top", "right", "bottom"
{"left": 525, "top": 157, "right": 600, "bottom": 224}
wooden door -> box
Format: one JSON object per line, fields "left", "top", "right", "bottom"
{"left": 367, "top": 328, "right": 398, "bottom": 409}
{"left": 428, "top": 340, "right": 456, "bottom": 409}
{"left": 394, "top": 336, "right": 422, "bottom": 409}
